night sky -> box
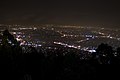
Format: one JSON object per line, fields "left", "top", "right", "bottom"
{"left": 0, "top": 0, "right": 120, "bottom": 27}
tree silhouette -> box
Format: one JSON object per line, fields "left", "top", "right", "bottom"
{"left": 96, "top": 43, "right": 114, "bottom": 64}
{"left": 112, "top": 47, "right": 120, "bottom": 64}
{"left": 117, "top": 47, "right": 120, "bottom": 57}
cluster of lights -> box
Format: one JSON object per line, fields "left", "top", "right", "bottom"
{"left": 11, "top": 27, "right": 37, "bottom": 30}
{"left": 54, "top": 42, "right": 81, "bottom": 49}
{"left": 1, "top": 24, "right": 120, "bottom": 52}
{"left": 20, "top": 41, "right": 42, "bottom": 47}
{"left": 81, "top": 47, "right": 96, "bottom": 53}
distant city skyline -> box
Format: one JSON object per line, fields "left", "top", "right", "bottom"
{"left": 0, "top": 0, "right": 120, "bottom": 28}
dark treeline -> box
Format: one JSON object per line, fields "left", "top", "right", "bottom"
{"left": 0, "top": 30, "right": 120, "bottom": 80}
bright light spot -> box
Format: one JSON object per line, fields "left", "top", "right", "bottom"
{"left": 16, "top": 38, "right": 22, "bottom": 41}
{"left": 12, "top": 32, "right": 16, "bottom": 34}
{"left": 33, "top": 27, "right": 37, "bottom": 30}
{"left": 38, "top": 44, "right": 42, "bottom": 47}
{"left": 88, "top": 50, "right": 96, "bottom": 53}
{"left": 86, "top": 38, "right": 89, "bottom": 40}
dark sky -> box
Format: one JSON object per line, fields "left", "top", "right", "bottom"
{"left": 0, "top": 0, "right": 120, "bottom": 27}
